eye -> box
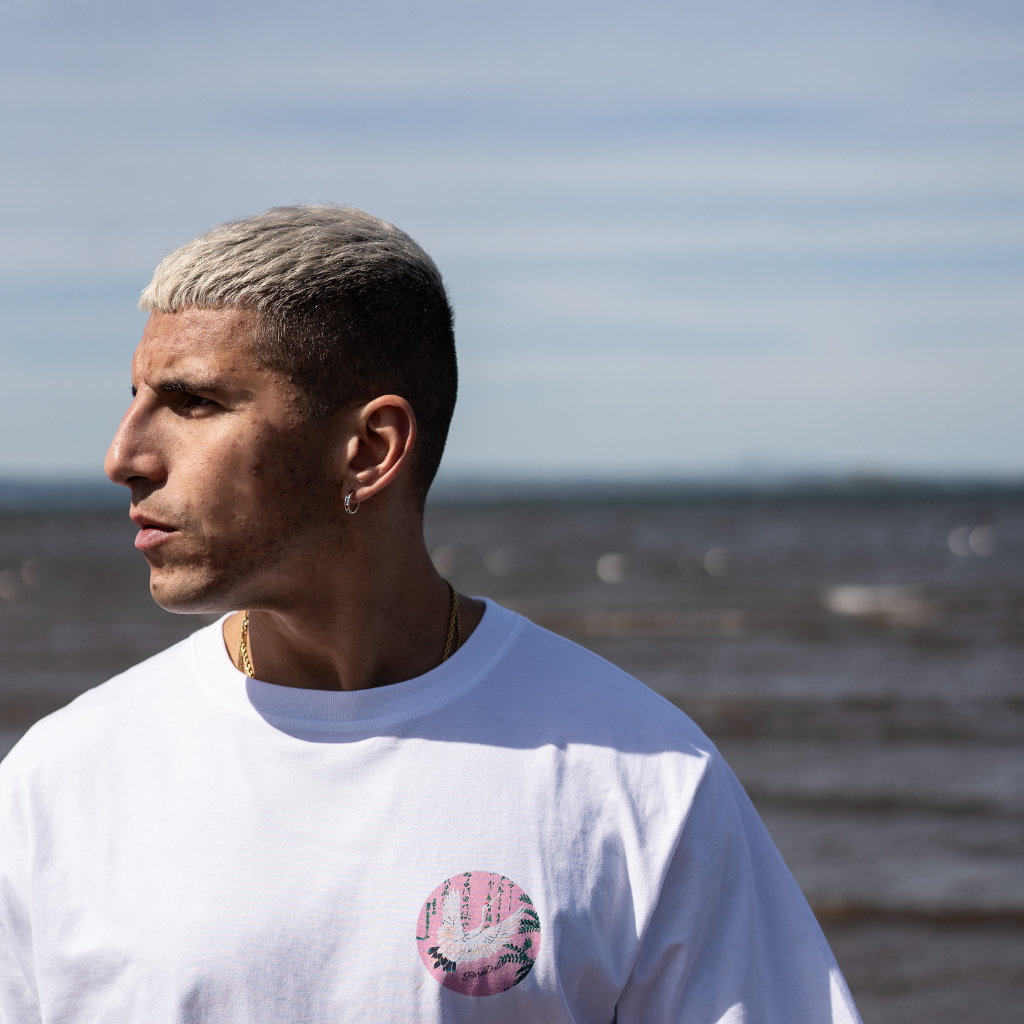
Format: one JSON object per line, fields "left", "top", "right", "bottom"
{"left": 180, "top": 393, "right": 217, "bottom": 412}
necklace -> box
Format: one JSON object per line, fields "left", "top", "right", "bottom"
{"left": 237, "top": 610, "right": 255, "bottom": 677}
{"left": 236, "top": 581, "right": 462, "bottom": 679}
{"left": 441, "top": 579, "right": 462, "bottom": 662}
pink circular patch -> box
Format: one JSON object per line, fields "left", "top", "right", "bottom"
{"left": 416, "top": 871, "right": 541, "bottom": 996}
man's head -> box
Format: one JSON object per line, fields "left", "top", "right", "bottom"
{"left": 105, "top": 205, "right": 457, "bottom": 613}
{"left": 140, "top": 205, "right": 456, "bottom": 500}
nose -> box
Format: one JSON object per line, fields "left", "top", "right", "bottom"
{"left": 104, "top": 392, "right": 167, "bottom": 490}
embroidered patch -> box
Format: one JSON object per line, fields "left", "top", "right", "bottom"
{"left": 416, "top": 871, "right": 541, "bottom": 996}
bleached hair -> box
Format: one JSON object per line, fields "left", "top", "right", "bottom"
{"left": 139, "top": 205, "right": 458, "bottom": 504}
{"left": 140, "top": 205, "right": 440, "bottom": 314}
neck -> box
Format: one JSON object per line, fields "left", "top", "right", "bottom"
{"left": 221, "top": 500, "right": 484, "bottom": 691}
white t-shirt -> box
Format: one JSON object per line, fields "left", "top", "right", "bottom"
{"left": 0, "top": 601, "right": 860, "bottom": 1023}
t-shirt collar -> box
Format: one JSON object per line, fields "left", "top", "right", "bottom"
{"left": 192, "top": 598, "right": 520, "bottom": 733}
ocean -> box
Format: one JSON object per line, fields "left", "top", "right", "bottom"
{"left": 1, "top": 481, "right": 1022, "bottom": 1022}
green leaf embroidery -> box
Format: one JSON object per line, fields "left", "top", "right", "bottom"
{"left": 496, "top": 936, "right": 535, "bottom": 986}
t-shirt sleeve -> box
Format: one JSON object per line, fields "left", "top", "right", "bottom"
{"left": 0, "top": 791, "right": 42, "bottom": 1024}
{"left": 616, "top": 752, "right": 861, "bottom": 1024}
{"left": 0, "top": 928, "right": 39, "bottom": 1024}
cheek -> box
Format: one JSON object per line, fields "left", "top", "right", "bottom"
{"left": 177, "top": 424, "right": 329, "bottom": 544}
{"left": 242, "top": 432, "right": 331, "bottom": 523}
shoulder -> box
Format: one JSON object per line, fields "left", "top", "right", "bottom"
{"left": 0, "top": 624, "right": 208, "bottom": 788}
{"left": 472, "top": 609, "right": 722, "bottom": 877}
{"left": 486, "top": 607, "right": 716, "bottom": 762}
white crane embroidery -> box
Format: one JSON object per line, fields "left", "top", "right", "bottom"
{"left": 427, "top": 887, "right": 525, "bottom": 972}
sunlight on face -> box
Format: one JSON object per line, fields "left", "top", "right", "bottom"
{"left": 104, "top": 308, "right": 335, "bottom": 613}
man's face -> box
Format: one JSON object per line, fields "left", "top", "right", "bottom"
{"left": 105, "top": 308, "right": 334, "bottom": 613}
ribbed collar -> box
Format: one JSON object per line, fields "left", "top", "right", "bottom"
{"left": 192, "top": 599, "right": 520, "bottom": 734}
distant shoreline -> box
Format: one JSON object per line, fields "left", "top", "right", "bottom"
{"left": 427, "top": 475, "right": 1024, "bottom": 507}
{"left": 2, "top": 473, "right": 1023, "bottom": 513}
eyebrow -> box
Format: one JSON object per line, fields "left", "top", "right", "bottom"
{"left": 149, "top": 375, "right": 233, "bottom": 396}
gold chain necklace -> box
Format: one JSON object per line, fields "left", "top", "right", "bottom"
{"left": 237, "top": 581, "right": 462, "bottom": 679}
{"left": 441, "top": 579, "right": 462, "bottom": 662}
{"left": 237, "top": 610, "right": 256, "bottom": 677}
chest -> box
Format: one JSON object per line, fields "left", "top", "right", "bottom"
{"left": 32, "top": 741, "right": 649, "bottom": 1023}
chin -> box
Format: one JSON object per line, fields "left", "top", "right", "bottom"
{"left": 149, "top": 569, "right": 240, "bottom": 616}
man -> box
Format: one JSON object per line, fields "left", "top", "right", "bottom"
{"left": 0, "top": 206, "right": 860, "bottom": 1022}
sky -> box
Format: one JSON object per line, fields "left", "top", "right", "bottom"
{"left": 1, "top": 0, "right": 1022, "bottom": 481}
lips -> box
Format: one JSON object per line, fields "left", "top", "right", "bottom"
{"left": 131, "top": 512, "right": 179, "bottom": 552}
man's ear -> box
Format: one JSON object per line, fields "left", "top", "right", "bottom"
{"left": 340, "top": 395, "right": 417, "bottom": 504}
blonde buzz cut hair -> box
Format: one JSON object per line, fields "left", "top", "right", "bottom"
{"left": 140, "top": 205, "right": 458, "bottom": 504}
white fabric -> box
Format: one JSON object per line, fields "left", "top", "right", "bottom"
{"left": 0, "top": 600, "right": 860, "bottom": 1023}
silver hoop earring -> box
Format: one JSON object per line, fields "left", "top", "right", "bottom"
{"left": 344, "top": 491, "right": 360, "bottom": 515}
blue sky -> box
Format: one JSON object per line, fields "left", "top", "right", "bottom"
{"left": 1, "top": 0, "right": 1022, "bottom": 479}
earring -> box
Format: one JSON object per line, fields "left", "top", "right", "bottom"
{"left": 344, "top": 491, "right": 360, "bottom": 515}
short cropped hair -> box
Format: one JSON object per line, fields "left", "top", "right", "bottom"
{"left": 140, "top": 205, "right": 457, "bottom": 504}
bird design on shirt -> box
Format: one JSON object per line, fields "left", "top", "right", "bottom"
{"left": 427, "top": 887, "right": 525, "bottom": 973}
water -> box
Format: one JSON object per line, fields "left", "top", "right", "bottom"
{"left": 1, "top": 484, "right": 1022, "bottom": 1022}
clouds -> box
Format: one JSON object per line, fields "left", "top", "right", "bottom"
{"left": 0, "top": 0, "right": 1022, "bottom": 475}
